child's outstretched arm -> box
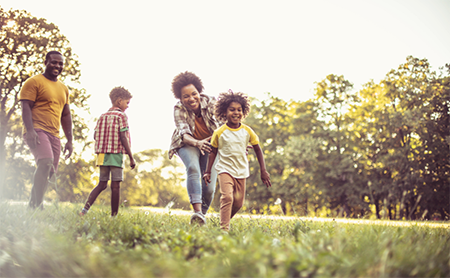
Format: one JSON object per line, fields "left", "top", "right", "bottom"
{"left": 252, "top": 144, "right": 271, "bottom": 188}
{"left": 203, "top": 147, "right": 218, "bottom": 184}
{"left": 120, "top": 131, "right": 136, "bottom": 170}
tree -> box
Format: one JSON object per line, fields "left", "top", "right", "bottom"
{"left": 350, "top": 57, "right": 449, "bottom": 219}
{"left": 0, "top": 8, "right": 90, "bottom": 199}
{"left": 282, "top": 99, "right": 327, "bottom": 216}
{"left": 314, "top": 74, "right": 363, "bottom": 217}
{"left": 420, "top": 64, "right": 450, "bottom": 219}
{"left": 244, "top": 95, "right": 328, "bottom": 216}
{"left": 244, "top": 95, "right": 294, "bottom": 214}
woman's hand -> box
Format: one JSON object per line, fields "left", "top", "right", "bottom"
{"left": 196, "top": 139, "right": 212, "bottom": 155}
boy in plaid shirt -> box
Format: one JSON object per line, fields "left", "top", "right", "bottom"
{"left": 80, "top": 86, "right": 136, "bottom": 216}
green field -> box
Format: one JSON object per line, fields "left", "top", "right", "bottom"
{"left": 1, "top": 202, "right": 449, "bottom": 277}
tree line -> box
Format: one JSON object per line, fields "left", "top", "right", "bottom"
{"left": 245, "top": 58, "right": 449, "bottom": 220}
{"left": 1, "top": 8, "right": 448, "bottom": 219}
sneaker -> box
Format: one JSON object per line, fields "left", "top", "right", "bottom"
{"left": 190, "top": 212, "right": 206, "bottom": 226}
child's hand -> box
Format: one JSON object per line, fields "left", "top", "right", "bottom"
{"left": 246, "top": 145, "right": 253, "bottom": 155}
{"left": 129, "top": 157, "right": 136, "bottom": 170}
{"left": 203, "top": 173, "right": 211, "bottom": 185}
{"left": 261, "top": 170, "right": 271, "bottom": 188}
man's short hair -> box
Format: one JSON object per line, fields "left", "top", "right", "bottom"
{"left": 110, "top": 86, "right": 133, "bottom": 104}
{"left": 45, "top": 51, "right": 63, "bottom": 62}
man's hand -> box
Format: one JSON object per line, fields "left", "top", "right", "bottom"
{"left": 25, "top": 129, "right": 40, "bottom": 149}
{"left": 63, "top": 141, "right": 73, "bottom": 159}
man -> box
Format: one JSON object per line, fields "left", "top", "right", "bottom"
{"left": 20, "top": 51, "right": 73, "bottom": 209}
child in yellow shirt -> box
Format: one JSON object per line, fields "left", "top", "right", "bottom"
{"left": 203, "top": 90, "right": 271, "bottom": 231}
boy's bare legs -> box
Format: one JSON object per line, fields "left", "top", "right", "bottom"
{"left": 83, "top": 181, "right": 108, "bottom": 211}
{"left": 111, "top": 181, "right": 121, "bottom": 216}
{"left": 219, "top": 173, "right": 246, "bottom": 231}
{"left": 29, "top": 158, "right": 53, "bottom": 209}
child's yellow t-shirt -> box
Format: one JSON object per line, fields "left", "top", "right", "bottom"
{"left": 211, "top": 123, "right": 259, "bottom": 179}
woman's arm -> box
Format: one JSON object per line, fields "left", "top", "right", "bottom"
{"left": 174, "top": 104, "right": 213, "bottom": 155}
{"left": 182, "top": 134, "right": 212, "bottom": 155}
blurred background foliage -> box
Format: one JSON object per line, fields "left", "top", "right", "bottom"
{"left": 1, "top": 8, "right": 448, "bottom": 219}
{"left": 245, "top": 58, "right": 449, "bottom": 220}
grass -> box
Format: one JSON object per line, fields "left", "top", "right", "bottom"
{"left": 0, "top": 201, "right": 449, "bottom": 277}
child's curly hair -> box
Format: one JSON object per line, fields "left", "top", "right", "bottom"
{"left": 109, "top": 86, "right": 132, "bottom": 104}
{"left": 215, "top": 90, "right": 251, "bottom": 122}
{"left": 171, "top": 71, "right": 204, "bottom": 99}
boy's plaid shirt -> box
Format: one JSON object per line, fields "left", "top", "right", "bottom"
{"left": 94, "top": 107, "right": 130, "bottom": 154}
{"left": 169, "top": 94, "right": 222, "bottom": 159}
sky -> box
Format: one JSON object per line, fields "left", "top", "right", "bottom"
{"left": 2, "top": 0, "right": 450, "bottom": 154}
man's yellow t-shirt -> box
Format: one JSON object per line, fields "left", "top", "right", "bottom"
{"left": 19, "top": 74, "right": 69, "bottom": 138}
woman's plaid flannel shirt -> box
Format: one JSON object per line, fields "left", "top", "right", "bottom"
{"left": 169, "top": 94, "right": 221, "bottom": 159}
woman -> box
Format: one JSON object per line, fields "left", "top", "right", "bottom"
{"left": 169, "top": 71, "right": 221, "bottom": 225}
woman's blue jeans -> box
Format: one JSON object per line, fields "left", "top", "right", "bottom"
{"left": 178, "top": 145, "right": 218, "bottom": 214}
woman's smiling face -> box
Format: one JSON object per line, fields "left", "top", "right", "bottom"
{"left": 180, "top": 84, "right": 201, "bottom": 114}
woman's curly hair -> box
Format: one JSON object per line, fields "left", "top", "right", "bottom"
{"left": 171, "top": 71, "right": 204, "bottom": 99}
{"left": 215, "top": 90, "right": 251, "bottom": 122}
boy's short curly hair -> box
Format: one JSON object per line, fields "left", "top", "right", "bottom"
{"left": 171, "top": 71, "right": 204, "bottom": 99}
{"left": 109, "top": 86, "right": 132, "bottom": 104}
{"left": 215, "top": 90, "right": 251, "bottom": 122}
